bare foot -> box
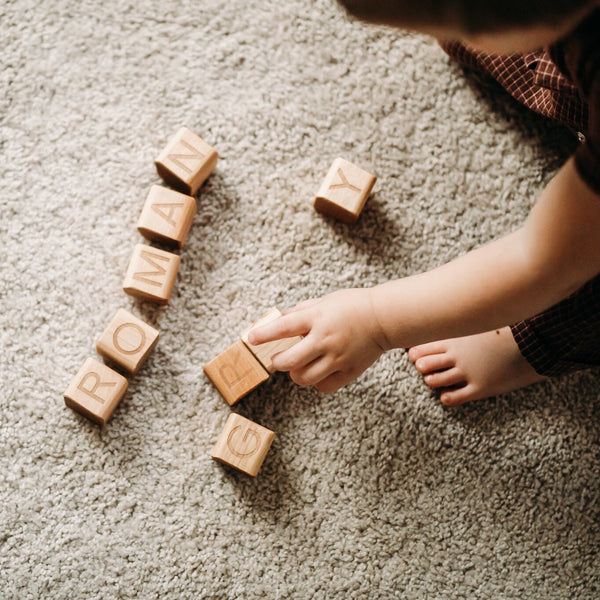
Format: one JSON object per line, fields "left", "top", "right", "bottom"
{"left": 408, "top": 326, "right": 547, "bottom": 406}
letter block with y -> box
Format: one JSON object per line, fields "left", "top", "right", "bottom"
{"left": 313, "top": 157, "right": 377, "bottom": 224}
{"left": 155, "top": 127, "right": 218, "bottom": 195}
{"left": 203, "top": 340, "right": 269, "bottom": 406}
{"left": 123, "top": 244, "right": 181, "bottom": 305}
{"left": 64, "top": 357, "right": 128, "bottom": 425}
{"left": 212, "top": 413, "right": 275, "bottom": 476}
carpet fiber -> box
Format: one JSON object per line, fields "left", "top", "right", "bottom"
{"left": 1, "top": 0, "right": 599, "bottom": 597}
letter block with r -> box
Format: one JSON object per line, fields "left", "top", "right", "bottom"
{"left": 203, "top": 340, "right": 269, "bottom": 406}
{"left": 64, "top": 357, "right": 128, "bottom": 425}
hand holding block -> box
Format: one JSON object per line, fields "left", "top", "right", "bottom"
{"left": 241, "top": 307, "right": 302, "bottom": 373}
{"left": 204, "top": 340, "right": 269, "bottom": 406}
{"left": 212, "top": 413, "right": 275, "bottom": 476}
{"left": 123, "top": 244, "right": 181, "bottom": 305}
{"left": 137, "top": 185, "right": 196, "bottom": 248}
{"left": 155, "top": 127, "right": 218, "bottom": 195}
{"left": 96, "top": 309, "right": 159, "bottom": 375}
{"left": 313, "top": 157, "right": 377, "bottom": 224}
{"left": 64, "top": 357, "right": 128, "bottom": 426}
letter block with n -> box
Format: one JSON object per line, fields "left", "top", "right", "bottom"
{"left": 203, "top": 340, "right": 269, "bottom": 406}
{"left": 64, "top": 357, "right": 128, "bottom": 425}
{"left": 123, "top": 244, "right": 181, "bottom": 305}
{"left": 313, "top": 157, "right": 377, "bottom": 224}
{"left": 155, "top": 127, "right": 218, "bottom": 195}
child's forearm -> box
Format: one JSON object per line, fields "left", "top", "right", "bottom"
{"left": 370, "top": 157, "right": 600, "bottom": 350}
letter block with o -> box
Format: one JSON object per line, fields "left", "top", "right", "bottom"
{"left": 203, "top": 340, "right": 269, "bottom": 406}
{"left": 64, "top": 357, "right": 128, "bottom": 426}
{"left": 313, "top": 157, "right": 377, "bottom": 224}
{"left": 96, "top": 309, "right": 159, "bottom": 375}
{"left": 212, "top": 413, "right": 275, "bottom": 476}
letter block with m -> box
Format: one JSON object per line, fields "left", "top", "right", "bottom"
{"left": 123, "top": 244, "right": 181, "bottom": 305}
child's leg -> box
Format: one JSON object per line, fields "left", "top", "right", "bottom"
{"left": 408, "top": 327, "right": 545, "bottom": 405}
{"left": 409, "top": 276, "right": 600, "bottom": 404}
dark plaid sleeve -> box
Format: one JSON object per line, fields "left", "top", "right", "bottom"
{"left": 554, "top": 9, "right": 600, "bottom": 195}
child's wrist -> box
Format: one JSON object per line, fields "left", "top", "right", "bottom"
{"left": 366, "top": 287, "right": 392, "bottom": 352}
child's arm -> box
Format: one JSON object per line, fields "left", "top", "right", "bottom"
{"left": 248, "top": 157, "right": 600, "bottom": 392}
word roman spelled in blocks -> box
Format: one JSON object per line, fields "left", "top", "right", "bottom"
{"left": 313, "top": 157, "right": 377, "bottom": 224}
{"left": 64, "top": 126, "right": 217, "bottom": 427}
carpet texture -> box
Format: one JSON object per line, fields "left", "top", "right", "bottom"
{"left": 1, "top": 0, "right": 599, "bottom": 598}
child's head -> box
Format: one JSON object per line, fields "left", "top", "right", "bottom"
{"left": 338, "top": 0, "right": 597, "bottom": 52}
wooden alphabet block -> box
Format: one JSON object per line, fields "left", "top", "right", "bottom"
{"left": 155, "top": 127, "right": 218, "bottom": 195}
{"left": 96, "top": 308, "right": 159, "bottom": 375}
{"left": 313, "top": 157, "right": 377, "bottom": 224}
{"left": 241, "top": 307, "right": 302, "bottom": 373}
{"left": 137, "top": 185, "right": 196, "bottom": 248}
{"left": 123, "top": 244, "right": 181, "bottom": 305}
{"left": 212, "top": 413, "right": 275, "bottom": 476}
{"left": 64, "top": 357, "right": 128, "bottom": 426}
{"left": 204, "top": 340, "right": 269, "bottom": 406}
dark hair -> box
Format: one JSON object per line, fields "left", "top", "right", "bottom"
{"left": 337, "top": 0, "right": 596, "bottom": 33}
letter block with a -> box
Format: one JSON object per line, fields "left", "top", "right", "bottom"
{"left": 313, "top": 157, "right": 377, "bottom": 224}
{"left": 137, "top": 185, "right": 196, "bottom": 248}
{"left": 64, "top": 357, "right": 128, "bottom": 426}
{"left": 203, "top": 340, "right": 269, "bottom": 406}
{"left": 123, "top": 244, "right": 181, "bottom": 305}
{"left": 241, "top": 307, "right": 302, "bottom": 373}
{"left": 155, "top": 127, "right": 218, "bottom": 195}
{"left": 212, "top": 413, "right": 275, "bottom": 476}
{"left": 96, "top": 308, "right": 159, "bottom": 375}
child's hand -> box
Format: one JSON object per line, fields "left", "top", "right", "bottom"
{"left": 247, "top": 288, "right": 387, "bottom": 393}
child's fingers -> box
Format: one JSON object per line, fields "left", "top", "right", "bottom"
{"left": 284, "top": 298, "right": 320, "bottom": 314}
{"left": 288, "top": 355, "right": 334, "bottom": 386}
{"left": 247, "top": 310, "right": 311, "bottom": 345}
{"left": 313, "top": 371, "right": 350, "bottom": 394}
{"left": 270, "top": 337, "right": 322, "bottom": 372}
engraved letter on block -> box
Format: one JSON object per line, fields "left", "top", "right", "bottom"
{"left": 212, "top": 413, "right": 275, "bottom": 476}
{"left": 64, "top": 357, "right": 128, "bottom": 426}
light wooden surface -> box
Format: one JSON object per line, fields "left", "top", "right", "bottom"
{"left": 313, "top": 157, "right": 376, "bottom": 224}
{"left": 212, "top": 413, "right": 275, "bottom": 476}
{"left": 123, "top": 243, "right": 181, "bottom": 305}
{"left": 137, "top": 185, "right": 196, "bottom": 248}
{"left": 155, "top": 126, "right": 218, "bottom": 195}
{"left": 96, "top": 308, "right": 159, "bottom": 375}
{"left": 64, "top": 357, "right": 128, "bottom": 426}
{"left": 241, "top": 307, "right": 302, "bottom": 373}
{"left": 204, "top": 340, "right": 269, "bottom": 406}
